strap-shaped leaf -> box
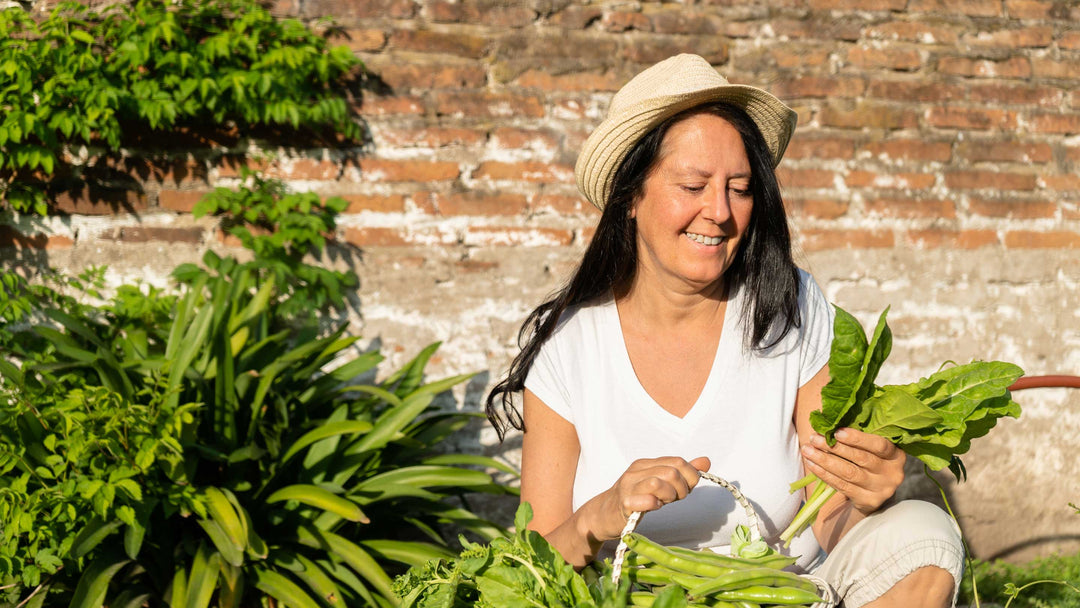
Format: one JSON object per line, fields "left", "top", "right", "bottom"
{"left": 295, "top": 527, "right": 395, "bottom": 602}
{"left": 282, "top": 420, "right": 374, "bottom": 463}
{"left": 69, "top": 554, "right": 130, "bottom": 608}
{"left": 253, "top": 568, "right": 323, "bottom": 608}
{"left": 184, "top": 543, "right": 222, "bottom": 608}
{"left": 71, "top": 518, "right": 122, "bottom": 559}
{"left": 360, "top": 540, "right": 455, "bottom": 566}
{"left": 266, "top": 484, "right": 369, "bottom": 523}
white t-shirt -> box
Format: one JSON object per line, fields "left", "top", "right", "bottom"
{"left": 524, "top": 269, "right": 833, "bottom": 570}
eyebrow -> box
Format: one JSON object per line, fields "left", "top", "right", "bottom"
{"left": 673, "top": 167, "right": 753, "bottom": 180}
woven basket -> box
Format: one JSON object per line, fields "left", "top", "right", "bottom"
{"left": 610, "top": 470, "right": 839, "bottom": 607}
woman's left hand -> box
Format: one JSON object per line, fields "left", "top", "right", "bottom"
{"left": 801, "top": 427, "right": 906, "bottom": 515}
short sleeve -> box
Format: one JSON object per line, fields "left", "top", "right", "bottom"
{"left": 798, "top": 270, "right": 834, "bottom": 386}
{"left": 524, "top": 336, "right": 575, "bottom": 424}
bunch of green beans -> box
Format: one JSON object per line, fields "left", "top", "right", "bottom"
{"left": 622, "top": 533, "right": 824, "bottom": 608}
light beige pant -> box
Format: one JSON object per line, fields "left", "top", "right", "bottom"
{"left": 809, "top": 500, "right": 966, "bottom": 608}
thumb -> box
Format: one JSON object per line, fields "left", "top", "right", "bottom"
{"left": 690, "top": 456, "right": 711, "bottom": 472}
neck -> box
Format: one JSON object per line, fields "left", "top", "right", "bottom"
{"left": 616, "top": 268, "right": 729, "bottom": 330}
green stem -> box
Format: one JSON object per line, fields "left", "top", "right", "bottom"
{"left": 788, "top": 473, "right": 817, "bottom": 493}
{"left": 779, "top": 476, "right": 836, "bottom": 547}
{"left": 922, "top": 464, "right": 979, "bottom": 608}
{"left": 1002, "top": 580, "right": 1080, "bottom": 608}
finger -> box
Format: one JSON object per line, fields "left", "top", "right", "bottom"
{"left": 690, "top": 456, "right": 711, "bottom": 473}
{"left": 801, "top": 444, "right": 866, "bottom": 490}
{"left": 834, "top": 428, "right": 899, "bottom": 459}
{"left": 643, "top": 467, "right": 692, "bottom": 500}
{"left": 810, "top": 433, "right": 876, "bottom": 469}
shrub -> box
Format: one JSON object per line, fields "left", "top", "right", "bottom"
{"left": 0, "top": 177, "right": 514, "bottom": 607}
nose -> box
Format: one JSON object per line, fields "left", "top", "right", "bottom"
{"left": 700, "top": 185, "right": 733, "bottom": 225}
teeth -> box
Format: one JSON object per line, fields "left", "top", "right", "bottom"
{"left": 685, "top": 232, "right": 724, "bottom": 246}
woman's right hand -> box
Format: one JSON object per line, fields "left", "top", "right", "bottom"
{"left": 589, "top": 456, "right": 712, "bottom": 542}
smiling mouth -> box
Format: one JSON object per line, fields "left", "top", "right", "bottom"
{"left": 684, "top": 231, "right": 725, "bottom": 246}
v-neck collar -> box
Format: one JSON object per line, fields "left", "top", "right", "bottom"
{"left": 606, "top": 287, "right": 741, "bottom": 428}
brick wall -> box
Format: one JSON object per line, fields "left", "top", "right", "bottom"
{"left": 6, "top": 0, "right": 1080, "bottom": 562}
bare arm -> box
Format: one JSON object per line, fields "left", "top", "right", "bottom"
{"left": 793, "top": 364, "right": 906, "bottom": 552}
{"left": 521, "top": 389, "right": 710, "bottom": 568}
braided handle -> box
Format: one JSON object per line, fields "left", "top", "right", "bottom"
{"left": 610, "top": 470, "right": 763, "bottom": 585}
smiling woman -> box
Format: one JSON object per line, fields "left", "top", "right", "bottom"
{"left": 484, "top": 54, "right": 965, "bottom": 608}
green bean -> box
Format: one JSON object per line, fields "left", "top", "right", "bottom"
{"left": 687, "top": 567, "right": 819, "bottom": 598}
{"left": 665, "top": 544, "right": 797, "bottom": 571}
{"left": 624, "top": 533, "right": 735, "bottom": 578}
{"left": 628, "top": 564, "right": 708, "bottom": 590}
{"left": 710, "top": 584, "right": 823, "bottom": 605}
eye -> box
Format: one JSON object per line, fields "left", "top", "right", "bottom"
{"left": 730, "top": 185, "right": 752, "bottom": 197}
{"left": 681, "top": 185, "right": 705, "bottom": 193}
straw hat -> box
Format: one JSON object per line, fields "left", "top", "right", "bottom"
{"left": 575, "top": 54, "right": 798, "bottom": 210}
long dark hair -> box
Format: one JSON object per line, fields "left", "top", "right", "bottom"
{"left": 484, "top": 102, "right": 802, "bottom": 440}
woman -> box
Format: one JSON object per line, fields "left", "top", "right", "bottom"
{"left": 486, "top": 54, "right": 964, "bottom": 608}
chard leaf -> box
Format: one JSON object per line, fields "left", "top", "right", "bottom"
{"left": 812, "top": 306, "right": 893, "bottom": 443}
{"left": 903, "top": 442, "right": 956, "bottom": 472}
{"left": 856, "top": 386, "right": 943, "bottom": 440}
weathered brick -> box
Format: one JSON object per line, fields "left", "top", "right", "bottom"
{"left": 956, "top": 140, "right": 1052, "bottom": 163}
{"left": 1066, "top": 145, "right": 1080, "bottom": 164}
{"left": 547, "top": 5, "right": 602, "bottom": 29}
{"left": 906, "top": 229, "right": 998, "bottom": 248}
{"left": 338, "top": 29, "right": 387, "bottom": 52}
{"left": 1060, "top": 31, "right": 1080, "bottom": 50}
{"left": 771, "top": 17, "right": 865, "bottom": 41}
{"left": 819, "top": 101, "right": 919, "bottom": 129}
{"left": 104, "top": 226, "right": 205, "bottom": 243}
{"left": 425, "top": 191, "right": 529, "bottom": 216}
{"left": 376, "top": 127, "right": 486, "bottom": 148}
{"left": 435, "top": 91, "right": 544, "bottom": 118}
{"left": 846, "top": 45, "right": 923, "bottom": 71}
{"left": 389, "top": 29, "right": 489, "bottom": 59}
{"left": 342, "top": 194, "right": 408, "bottom": 213}
{"left": 344, "top": 227, "right": 412, "bottom": 247}
{"left": 427, "top": 0, "right": 535, "bottom": 27}
{"left": 489, "top": 127, "right": 560, "bottom": 152}
{"left": 1004, "top": 230, "right": 1080, "bottom": 248}
{"left": 374, "top": 63, "right": 486, "bottom": 90}
{"left": 52, "top": 187, "right": 147, "bottom": 215}
{"left": 646, "top": 10, "right": 723, "bottom": 35}
{"left": 602, "top": 11, "right": 652, "bottom": 32}
{"left": 159, "top": 190, "right": 212, "bottom": 212}
{"left": 807, "top": 0, "right": 906, "bottom": 9}
{"left": 968, "top": 196, "right": 1057, "bottom": 218}
{"left": 0, "top": 227, "right": 74, "bottom": 250}
{"left": 785, "top": 197, "right": 850, "bottom": 219}
{"left": 129, "top": 159, "right": 207, "bottom": 185}
{"left": 798, "top": 229, "right": 895, "bottom": 251}
{"left": 357, "top": 95, "right": 425, "bottom": 116}
{"left": 776, "top": 168, "right": 836, "bottom": 189}
{"left": 287, "top": 159, "right": 342, "bottom": 181}
{"left": 306, "top": 0, "right": 415, "bottom": 20}
{"left": 945, "top": 170, "right": 1037, "bottom": 190}
{"left": 865, "top": 196, "right": 956, "bottom": 218}
{"left": 785, "top": 137, "right": 856, "bottom": 160}
{"left": 1031, "top": 58, "right": 1080, "bottom": 80}
{"left": 964, "top": 26, "right": 1054, "bottom": 48}
{"left": 622, "top": 35, "right": 728, "bottom": 65}
{"left": 864, "top": 21, "right": 960, "bottom": 44}
{"left": 937, "top": 56, "right": 1031, "bottom": 79}
{"left": 473, "top": 161, "right": 574, "bottom": 183}
{"left": 1028, "top": 113, "right": 1080, "bottom": 134}
{"left": 773, "top": 76, "right": 866, "bottom": 99}
{"left": 860, "top": 139, "right": 952, "bottom": 162}
{"left": 909, "top": 0, "right": 1001, "bottom": 16}
{"left": 1005, "top": 0, "right": 1053, "bottom": 19}
{"left": 359, "top": 159, "right": 460, "bottom": 182}
{"left": 514, "top": 69, "right": 624, "bottom": 92}
{"left": 867, "top": 80, "right": 968, "bottom": 103}
{"left": 1042, "top": 174, "right": 1080, "bottom": 191}
{"left": 464, "top": 226, "right": 575, "bottom": 246}
{"left": 966, "top": 82, "right": 1063, "bottom": 107}
{"left": 769, "top": 47, "right": 832, "bottom": 69}
{"left": 530, "top": 194, "right": 599, "bottom": 216}
{"left": 845, "top": 171, "right": 936, "bottom": 189}
{"left": 927, "top": 107, "right": 1018, "bottom": 130}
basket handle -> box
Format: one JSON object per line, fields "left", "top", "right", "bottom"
{"left": 611, "top": 470, "right": 764, "bottom": 585}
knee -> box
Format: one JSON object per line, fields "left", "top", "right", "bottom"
{"left": 884, "top": 500, "right": 963, "bottom": 552}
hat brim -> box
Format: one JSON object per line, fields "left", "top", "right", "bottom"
{"left": 575, "top": 84, "right": 798, "bottom": 210}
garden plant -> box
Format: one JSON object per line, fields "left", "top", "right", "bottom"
{"left": 0, "top": 176, "right": 515, "bottom": 608}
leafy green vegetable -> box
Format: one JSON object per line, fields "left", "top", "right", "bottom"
{"left": 779, "top": 305, "right": 1024, "bottom": 546}
{"left": 394, "top": 503, "right": 629, "bottom": 608}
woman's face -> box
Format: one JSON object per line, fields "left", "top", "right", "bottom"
{"left": 630, "top": 112, "right": 754, "bottom": 294}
